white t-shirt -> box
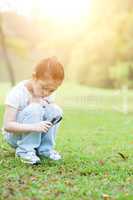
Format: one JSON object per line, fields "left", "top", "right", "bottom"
{"left": 5, "top": 80, "right": 55, "bottom": 111}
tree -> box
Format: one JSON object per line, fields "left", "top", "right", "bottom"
{"left": 0, "top": 13, "right": 15, "bottom": 86}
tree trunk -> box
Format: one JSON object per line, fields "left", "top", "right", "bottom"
{"left": 0, "top": 13, "right": 15, "bottom": 86}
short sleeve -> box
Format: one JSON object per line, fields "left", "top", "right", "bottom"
{"left": 5, "top": 88, "right": 20, "bottom": 109}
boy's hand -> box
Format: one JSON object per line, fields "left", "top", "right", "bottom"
{"left": 39, "top": 98, "right": 51, "bottom": 106}
{"left": 32, "top": 121, "right": 52, "bottom": 133}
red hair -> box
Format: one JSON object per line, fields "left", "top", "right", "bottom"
{"left": 34, "top": 57, "right": 64, "bottom": 81}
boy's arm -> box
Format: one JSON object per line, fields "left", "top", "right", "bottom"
{"left": 3, "top": 106, "right": 52, "bottom": 134}
{"left": 4, "top": 106, "right": 35, "bottom": 134}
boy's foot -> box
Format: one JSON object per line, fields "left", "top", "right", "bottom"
{"left": 39, "top": 150, "right": 62, "bottom": 161}
{"left": 16, "top": 151, "right": 41, "bottom": 165}
{"left": 49, "top": 150, "right": 62, "bottom": 160}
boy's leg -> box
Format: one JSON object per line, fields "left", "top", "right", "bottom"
{"left": 15, "top": 103, "right": 44, "bottom": 155}
{"left": 5, "top": 103, "right": 44, "bottom": 150}
{"left": 4, "top": 103, "right": 44, "bottom": 164}
{"left": 5, "top": 103, "right": 45, "bottom": 164}
{"left": 37, "top": 103, "right": 63, "bottom": 159}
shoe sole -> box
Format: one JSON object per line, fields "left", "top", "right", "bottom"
{"left": 15, "top": 155, "right": 41, "bottom": 165}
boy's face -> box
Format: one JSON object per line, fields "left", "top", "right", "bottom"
{"left": 32, "top": 78, "right": 61, "bottom": 98}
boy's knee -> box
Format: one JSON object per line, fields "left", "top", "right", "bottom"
{"left": 48, "top": 104, "right": 63, "bottom": 117}
{"left": 25, "top": 103, "right": 42, "bottom": 114}
{"left": 17, "top": 103, "right": 44, "bottom": 123}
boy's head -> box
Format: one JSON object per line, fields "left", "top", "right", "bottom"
{"left": 31, "top": 57, "right": 64, "bottom": 98}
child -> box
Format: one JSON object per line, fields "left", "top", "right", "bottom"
{"left": 3, "top": 57, "right": 64, "bottom": 165}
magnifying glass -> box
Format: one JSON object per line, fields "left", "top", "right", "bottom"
{"left": 50, "top": 116, "right": 63, "bottom": 125}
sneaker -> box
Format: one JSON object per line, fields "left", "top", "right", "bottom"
{"left": 49, "top": 150, "right": 62, "bottom": 160}
{"left": 39, "top": 150, "right": 62, "bottom": 161}
{"left": 16, "top": 151, "right": 41, "bottom": 165}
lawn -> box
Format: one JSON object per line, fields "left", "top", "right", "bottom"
{"left": 0, "top": 104, "right": 133, "bottom": 200}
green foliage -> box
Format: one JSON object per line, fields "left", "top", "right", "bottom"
{"left": 110, "top": 62, "right": 133, "bottom": 88}
{"left": 1, "top": 1, "right": 133, "bottom": 88}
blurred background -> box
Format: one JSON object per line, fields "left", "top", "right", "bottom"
{"left": 0, "top": 0, "right": 133, "bottom": 112}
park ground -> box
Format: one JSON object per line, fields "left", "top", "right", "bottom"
{"left": 0, "top": 83, "right": 133, "bottom": 200}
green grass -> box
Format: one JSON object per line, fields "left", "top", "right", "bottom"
{"left": 0, "top": 105, "right": 133, "bottom": 200}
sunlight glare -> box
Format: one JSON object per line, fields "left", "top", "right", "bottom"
{"left": 37, "top": 0, "right": 92, "bottom": 23}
